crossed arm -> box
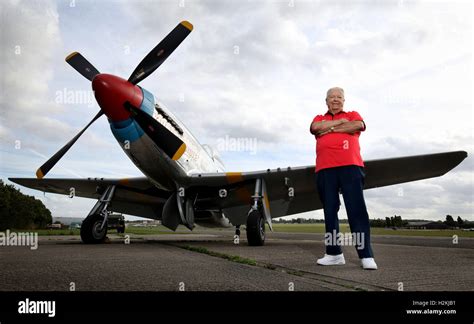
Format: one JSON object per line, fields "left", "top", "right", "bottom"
{"left": 310, "top": 119, "right": 365, "bottom": 136}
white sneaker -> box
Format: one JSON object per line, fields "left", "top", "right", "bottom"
{"left": 361, "top": 258, "right": 378, "bottom": 270}
{"left": 317, "top": 253, "right": 345, "bottom": 266}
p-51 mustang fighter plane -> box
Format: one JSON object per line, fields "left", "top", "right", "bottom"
{"left": 10, "top": 21, "right": 467, "bottom": 246}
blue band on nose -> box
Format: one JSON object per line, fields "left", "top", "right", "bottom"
{"left": 140, "top": 87, "right": 155, "bottom": 116}
{"left": 108, "top": 86, "right": 155, "bottom": 144}
{"left": 110, "top": 119, "right": 144, "bottom": 143}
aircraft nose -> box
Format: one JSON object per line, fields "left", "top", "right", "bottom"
{"left": 92, "top": 74, "right": 143, "bottom": 122}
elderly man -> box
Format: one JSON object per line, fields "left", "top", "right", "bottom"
{"left": 310, "top": 87, "right": 377, "bottom": 270}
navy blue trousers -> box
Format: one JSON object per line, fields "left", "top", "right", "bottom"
{"left": 315, "top": 165, "right": 373, "bottom": 258}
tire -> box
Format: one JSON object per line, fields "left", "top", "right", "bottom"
{"left": 80, "top": 214, "right": 108, "bottom": 244}
{"left": 246, "top": 209, "right": 265, "bottom": 246}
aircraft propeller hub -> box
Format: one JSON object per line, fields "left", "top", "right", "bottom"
{"left": 92, "top": 74, "right": 143, "bottom": 122}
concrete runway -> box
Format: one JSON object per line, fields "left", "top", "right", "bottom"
{"left": 1, "top": 230, "right": 473, "bottom": 291}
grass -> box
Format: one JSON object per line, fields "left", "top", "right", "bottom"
{"left": 11, "top": 225, "right": 192, "bottom": 236}
{"left": 272, "top": 223, "right": 334, "bottom": 233}
{"left": 24, "top": 229, "right": 82, "bottom": 236}
{"left": 9, "top": 223, "right": 473, "bottom": 238}
{"left": 272, "top": 223, "right": 474, "bottom": 238}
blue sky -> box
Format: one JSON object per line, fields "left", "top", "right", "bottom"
{"left": 1, "top": 0, "right": 472, "bottom": 222}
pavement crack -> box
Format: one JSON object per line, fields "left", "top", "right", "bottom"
{"left": 263, "top": 263, "right": 394, "bottom": 291}
{"left": 169, "top": 242, "right": 390, "bottom": 291}
{"left": 176, "top": 244, "right": 258, "bottom": 266}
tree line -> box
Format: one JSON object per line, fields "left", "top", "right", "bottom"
{"left": 0, "top": 181, "right": 52, "bottom": 230}
{"left": 274, "top": 215, "right": 471, "bottom": 228}
{"left": 370, "top": 215, "right": 470, "bottom": 228}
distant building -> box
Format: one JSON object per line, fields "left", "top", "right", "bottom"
{"left": 53, "top": 217, "right": 84, "bottom": 226}
{"left": 405, "top": 221, "right": 449, "bottom": 230}
{"left": 47, "top": 223, "right": 62, "bottom": 229}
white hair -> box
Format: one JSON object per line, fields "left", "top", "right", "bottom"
{"left": 326, "top": 87, "right": 345, "bottom": 99}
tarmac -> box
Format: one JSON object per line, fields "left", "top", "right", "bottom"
{"left": 1, "top": 229, "right": 473, "bottom": 292}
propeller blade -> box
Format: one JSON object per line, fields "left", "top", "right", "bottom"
{"left": 124, "top": 102, "right": 186, "bottom": 160}
{"left": 36, "top": 111, "right": 104, "bottom": 179}
{"left": 128, "top": 21, "right": 193, "bottom": 85}
{"left": 65, "top": 52, "right": 100, "bottom": 81}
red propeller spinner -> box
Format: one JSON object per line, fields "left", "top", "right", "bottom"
{"left": 92, "top": 74, "right": 143, "bottom": 122}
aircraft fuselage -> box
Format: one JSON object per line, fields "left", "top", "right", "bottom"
{"left": 105, "top": 84, "right": 224, "bottom": 190}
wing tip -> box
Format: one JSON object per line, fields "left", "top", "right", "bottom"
{"left": 7, "top": 178, "right": 28, "bottom": 186}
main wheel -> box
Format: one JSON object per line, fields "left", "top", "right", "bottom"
{"left": 246, "top": 209, "right": 265, "bottom": 246}
{"left": 80, "top": 214, "right": 108, "bottom": 244}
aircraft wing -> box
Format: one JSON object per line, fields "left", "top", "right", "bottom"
{"left": 8, "top": 151, "right": 467, "bottom": 224}
{"left": 8, "top": 177, "right": 170, "bottom": 219}
{"left": 189, "top": 151, "right": 467, "bottom": 224}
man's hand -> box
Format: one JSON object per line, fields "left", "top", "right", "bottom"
{"left": 332, "top": 121, "right": 365, "bottom": 134}
{"left": 310, "top": 118, "right": 349, "bottom": 135}
{"left": 312, "top": 119, "right": 364, "bottom": 137}
{"left": 317, "top": 129, "right": 332, "bottom": 136}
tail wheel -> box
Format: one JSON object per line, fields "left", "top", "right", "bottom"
{"left": 246, "top": 209, "right": 265, "bottom": 246}
{"left": 81, "top": 214, "right": 108, "bottom": 244}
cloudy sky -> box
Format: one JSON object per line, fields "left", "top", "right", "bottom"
{"left": 0, "top": 0, "right": 472, "bottom": 222}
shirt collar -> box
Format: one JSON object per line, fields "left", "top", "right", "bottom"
{"left": 325, "top": 110, "right": 345, "bottom": 116}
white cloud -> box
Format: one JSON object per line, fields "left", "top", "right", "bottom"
{"left": 0, "top": 0, "right": 62, "bottom": 134}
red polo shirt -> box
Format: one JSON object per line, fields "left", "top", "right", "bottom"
{"left": 313, "top": 110, "right": 365, "bottom": 172}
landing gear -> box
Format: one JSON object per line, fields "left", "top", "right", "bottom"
{"left": 245, "top": 178, "right": 269, "bottom": 246}
{"left": 81, "top": 213, "right": 108, "bottom": 244}
{"left": 80, "top": 185, "right": 116, "bottom": 244}
{"left": 246, "top": 209, "right": 265, "bottom": 246}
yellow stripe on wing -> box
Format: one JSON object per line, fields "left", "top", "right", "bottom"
{"left": 225, "top": 172, "right": 252, "bottom": 203}
{"left": 119, "top": 178, "right": 130, "bottom": 185}
{"left": 225, "top": 172, "right": 243, "bottom": 184}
